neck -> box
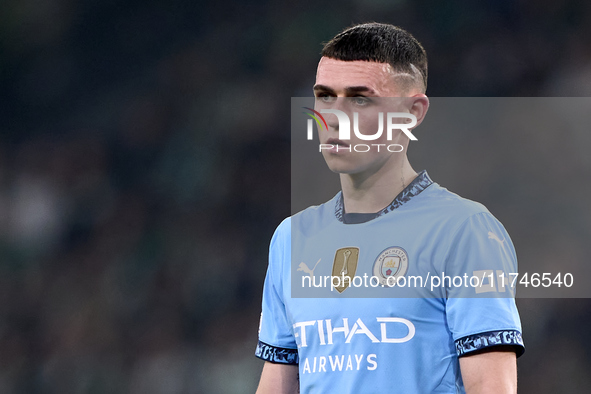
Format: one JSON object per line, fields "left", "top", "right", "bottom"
{"left": 340, "top": 156, "right": 417, "bottom": 214}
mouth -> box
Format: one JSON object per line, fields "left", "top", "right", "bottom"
{"left": 326, "top": 138, "right": 350, "bottom": 147}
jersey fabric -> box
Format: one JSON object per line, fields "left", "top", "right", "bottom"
{"left": 256, "top": 171, "right": 524, "bottom": 393}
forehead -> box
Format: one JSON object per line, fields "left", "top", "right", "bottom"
{"left": 315, "top": 57, "right": 401, "bottom": 96}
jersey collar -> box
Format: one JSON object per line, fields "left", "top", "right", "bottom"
{"left": 335, "top": 170, "right": 433, "bottom": 224}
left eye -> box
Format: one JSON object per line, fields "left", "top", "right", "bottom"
{"left": 353, "top": 97, "right": 370, "bottom": 106}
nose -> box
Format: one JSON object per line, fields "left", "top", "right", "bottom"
{"left": 326, "top": 114, "right": 339, "bottom": 131}
{"left": 316, "top": 98, "right": 349, "bottom": 132}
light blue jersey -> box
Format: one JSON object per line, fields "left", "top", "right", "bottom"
{"left": 256, "top": 171, "right": 524, "bottom": 393}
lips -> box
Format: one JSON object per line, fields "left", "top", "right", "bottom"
{"left": 326, "top": 138, "right": 349, "bottom": 147}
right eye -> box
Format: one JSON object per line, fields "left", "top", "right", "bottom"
{"left": 315, "top": 95, "right": 336, "bottom": 103}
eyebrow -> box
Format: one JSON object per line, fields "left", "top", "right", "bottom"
{"left": 313, "top": 85, "right": 377, "bottom": 95}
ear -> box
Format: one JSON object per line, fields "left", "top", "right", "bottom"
{"left": 409, "top": 94, "right": 429, "bottom": 128}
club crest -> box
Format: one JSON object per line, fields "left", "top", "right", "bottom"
{"left": 373, "top": 247, "right": 409, "bottom": 286}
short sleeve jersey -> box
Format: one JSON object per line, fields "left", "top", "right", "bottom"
{"left": 256, "top": 171, "right": 524, "bottom": 393}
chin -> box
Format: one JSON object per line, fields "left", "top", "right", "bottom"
{"left": 322, "top": 156, "right": 348, "bottom": 173}
{"left": 324, "top": 162, "right": 349, "bottom": 174}
{"left": 325, "top": 162, "right": 366, "bottom": 175}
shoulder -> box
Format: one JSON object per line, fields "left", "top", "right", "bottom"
{"left": 269, "top": 217, "right": 291, "bottom": 254}
{"left": 289, "top": 192, "right": 341, "bottom": 234}
{"left": 272, "top": 216, "right": 291, "bottom": 238}
{"left": 269, "top": 192, "right": 340, "bottom": 250}
{"left": 424, "top": 182, "right": 489, "bottom": 215}
{"left": 413, "top": 182, "right": 515, "bottom": 253}
{"left": 418, "top": 182, "right": 497, "bottom": 227}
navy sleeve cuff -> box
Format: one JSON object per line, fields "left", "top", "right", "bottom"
{"left": 255, "top": 341, "right": 299, "bottom": 364}
{"left": 455, "top": 330, "right": 525, "bottom": 358}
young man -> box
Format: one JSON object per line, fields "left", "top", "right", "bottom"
{"left": 256, "top": 23, "right": 524, "bottom": 393}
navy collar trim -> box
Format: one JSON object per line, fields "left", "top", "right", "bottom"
{"left": 335, "top": 170, "right": 433, "bottom": 223}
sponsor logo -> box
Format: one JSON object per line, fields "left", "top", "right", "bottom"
{"left": 301, "top": 354, "right": 377, "bottom": 374}
{"left": 293, "top": 317, "right": 415, "bottom": 348}
{"left": 297, "top": 259, "right": 322, "bottom": 281}
{"left": 488, "top": 231, "right": 506, "bottom": 246}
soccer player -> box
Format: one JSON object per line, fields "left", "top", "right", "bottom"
{"left": 255, "top": 23, "right": 524, "bottom": 393}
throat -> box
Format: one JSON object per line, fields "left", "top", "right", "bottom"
{"left": 334, "top": 170, "right": 433, "bottom": 224}
{"left": 341, "top": 171, "right": 414, "bottom": 214}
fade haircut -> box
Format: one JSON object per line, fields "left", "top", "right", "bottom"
{"left": 321, "top": 23, "right": 428, "bottom": 93}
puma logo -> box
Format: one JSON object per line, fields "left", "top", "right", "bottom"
{"left": 488, "top": 231, "right": 505, "bottom": 245}
{"left": 297, "top": 259, "right": 321, "bottom": 279}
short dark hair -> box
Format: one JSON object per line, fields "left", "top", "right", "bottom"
{"left": 321, "top": 23, "right": 428, "bottom": 92}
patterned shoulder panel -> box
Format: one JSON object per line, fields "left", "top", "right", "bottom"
{"left": 455, "top": 330, "right": 525, "bottom": 358}
{"left": 255, "top": 341, "right": 299, "bottom": 365}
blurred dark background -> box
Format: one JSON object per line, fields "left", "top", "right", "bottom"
{"left": 0, "top": 0, "right": 590, "bottom": 392}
